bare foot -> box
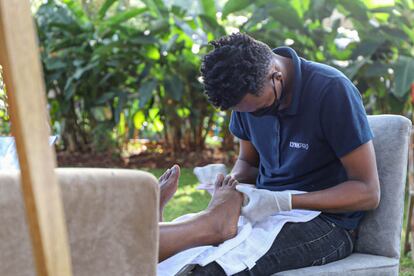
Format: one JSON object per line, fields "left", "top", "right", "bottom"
{"left": 203, "top": 174, "right": 243, "bottom": 244}
{"left": 159, "top": 164, "right": 180, "bottom": 221}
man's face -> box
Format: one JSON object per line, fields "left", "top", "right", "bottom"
{"left": 230, "top": 73, "right": 277, "bottom": 113}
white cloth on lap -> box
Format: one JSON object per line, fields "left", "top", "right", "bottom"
{"left": 157, "top": 190, "right": 321, "bottom": 276}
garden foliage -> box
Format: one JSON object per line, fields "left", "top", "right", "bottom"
{"left": 1, "top": 0, "right": 413, "bottom": 153}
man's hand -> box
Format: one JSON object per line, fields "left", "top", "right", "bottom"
{"left": 230, "top": 139, "right": 259, "bottom": 184}
{"left": 236, "top": 184, "right": 292, "bottom": 223}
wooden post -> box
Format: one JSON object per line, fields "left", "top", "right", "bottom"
{"left": 0, "top": 1, "right": 73, "bottom": 275}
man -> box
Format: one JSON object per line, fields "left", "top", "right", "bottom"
{"left": 190, "top": 32, "right": 380, "bottom": 274}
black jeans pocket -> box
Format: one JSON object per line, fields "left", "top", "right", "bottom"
{"left": 311, "top": 240, "right": 347, "bottom": 266}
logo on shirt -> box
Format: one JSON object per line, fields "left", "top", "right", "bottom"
{"left": 289, "top": 141, "right": 309, "bottom": 150}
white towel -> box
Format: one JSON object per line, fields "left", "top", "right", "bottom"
{"left": 193, "top": 164, "right": 227, "bottom": 195}
{"left": 157, "top": 193, "right": 320, "bottom": 275}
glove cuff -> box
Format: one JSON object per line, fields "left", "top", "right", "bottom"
{"left": 286, "top": 192, "right": 292, "bottom": 211}
{"left": 277, "top": 192, "right": 292, "bottom": 211}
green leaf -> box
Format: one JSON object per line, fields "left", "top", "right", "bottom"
{"left": 177, "top": 108, "right": 190, "bottom": 118}
{"left": 171, "top": 5, "right": 186, "bottom": 17}
{"left": 64, "top": 76, "right": 76, "bottom": 100}
{"left": 308, "top": 0, "right": 336, "bottom": 20}
{"left": 380, "top": 26, "right": 409, "bottom": 40}
{"left": 341, "top": 59, "right": 366, "bottom": 79}
{"left": 387, "top": 93, "right": 405, "bottom": 113}
{"left": 148, "top": 19, "right": 170, "bottom": 34}
{"left": 222, "top": 0, "right": 251, "bottom": 19}
{"left": 339, "top": 0, "right": 368, "bottom": 21}
{"left": 105, "top": 7, "right": 147, "bottom": 27}
{"left": 164, "top": 75, "right": 184, "bottom": 101}
{"left": 61, "top": 0, "right": 89, "bottom": 24}
{"left": 147, "top": 108, "right": 163, "bottom": 131}
{"left": 98, "top": 0, "right": 117, "bottom": 19}
{"left": 115, "top": 94, "right": 126, "bottom": 124}
{"left": 91, "top": 107, "right": 107, "bottom": 121}
{"left": 351, "top": 38, "right": 385, "bottom": 59}
{"left": 199, "top": 0, "right": 217, "bottom": 19}
{"left": 363, "top": 62, "right": 389, "bottom": 78}
{"left": 267, "top": 4, "right": 303, "bottom": 30}
{"left": 44, "top": 59, "right": 67, "bottom": 70}
{"left": 369, "top": 7, "right": 394, "bottom": 13}
{"left": 139, "top": 80, "right": 157, "bottom": 108}
{"left": 174, "top": 18, "right": 198, "bottom": 40}
{"left": 402, "top": 24, "right": 414, "bottom": 43}
{"left": 393, "top": 55, "right": 414, "bottom": 98}
{"left": 291, "top": 0, "right": 310, "bottom": 18}
{"left": 146, "top": 46, "right": 160, "bottom": 60}
{"left": 162, "top": 34, "right": 179, "bottom": 52}
{"left": 148, "top": 108, "right": 160, "bottom": 120}
{"left": 48, "top": 22, "right": 81, "bottom": 34}
{"left": 151, "top": 117, "right": 164, "bottom": 132}
{"left": 141, "top": 0, "right": 166, "bottom": 17}
{"left": 199, "top": 14, "right": 226, "bottom": 37}
{"left": 73, "top": 63, "right": 96, "bottom": 80}
{"left": 117, "top": 112, "right": 126, "bottom": 135}
{"left": 133, "top": 111, "right": 145, "bottom": 129}
{"left": 130, "top": 35, "right": 158, "bottom": 45}
{"left": 96, "top": 92, "right": 116, "bottom": 104}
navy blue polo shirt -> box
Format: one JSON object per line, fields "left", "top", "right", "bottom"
{"left": 229, "top": 46, "right": 374, "bottom": 230}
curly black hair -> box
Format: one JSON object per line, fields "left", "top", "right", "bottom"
{"left": 200, "top": 33, "right": 274, "bottom": 110}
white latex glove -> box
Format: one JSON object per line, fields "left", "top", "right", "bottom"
{"left": 236, "top": 184, "right": 292, "bottom": 223}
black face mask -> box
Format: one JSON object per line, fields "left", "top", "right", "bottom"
{"left": 250, "top": 77, "right": 284, "bottom": 117}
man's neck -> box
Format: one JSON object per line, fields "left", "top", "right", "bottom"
{"left": 273, "top": 54, "right": 294, "bottom": 110}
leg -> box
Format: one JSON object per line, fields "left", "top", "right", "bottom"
{"left": 158, "top": 174, "right": 243, "bottom": 262}
{"left": 191, "top": 215, "right": 355, "bottom": 275}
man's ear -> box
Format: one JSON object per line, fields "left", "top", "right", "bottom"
{"left": 274, "top": 71, "right": 283, "bottom": 81}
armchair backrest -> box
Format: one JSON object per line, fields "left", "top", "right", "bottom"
{"left": 356, "top": 115, "right": 411, "bottom": 259}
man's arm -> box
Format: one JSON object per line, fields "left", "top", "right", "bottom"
{"left": 291, "top": 141, "right": 380, "bottom": 212}
{"left": 230, "top": 139, "right": 259, "bottom": 184}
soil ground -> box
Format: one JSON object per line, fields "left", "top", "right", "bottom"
{"left": 57, "top": 147, "right": 238, "bottom": 169}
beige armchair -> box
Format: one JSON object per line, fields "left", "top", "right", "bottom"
{"left": 0, "top": 168, "right": 159, "bottom": 276}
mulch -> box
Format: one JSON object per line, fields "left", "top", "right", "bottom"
{"left": 56, "top": 148, "right": 238, "bottom": 169}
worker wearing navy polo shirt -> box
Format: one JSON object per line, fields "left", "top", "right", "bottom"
{"left": 196, "top": 33, "right": 380, "bottom": 275}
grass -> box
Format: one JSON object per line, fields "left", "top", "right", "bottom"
{"left": 145, "top": 167, "right": 414, "bottom": 275}
{"left": 400, "top": 189, "right": 414, "bottom": 276}
{"left": 401, "top": 254, "right": 414, "bottom": 276}
{"left": 146, "top": 167, "right": 211, "bottom": 222}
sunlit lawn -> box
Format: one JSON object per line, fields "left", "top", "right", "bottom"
{"left": 400, "top": 189, "right": 414, "bottom": 276}
{"left": 146, "top": 167, "right": 211, "bottom": 222}
{"left": 145, "top": 167, "right": 414, "bottom": 275}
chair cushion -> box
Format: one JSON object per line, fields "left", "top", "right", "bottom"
{"left": 273, "top": 253, "right": 399, "bottom": 276}
{"left": 355, "top": 115, "right": 411, "bottom": 259}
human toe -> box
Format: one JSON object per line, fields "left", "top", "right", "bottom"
{"left": 223, "top": 175, "right": 232, "bottom": 186}
{"left": 172, "top": 164, "right": 181, "bottom": 176}
{"left": 228, "top": 177, "right": 238, "bottom": 187}
{"left": 159, "top": 168, "right": 170, "bottom": 181}
{"left": 214, "top": 173, "right": 224, "bottom": 188}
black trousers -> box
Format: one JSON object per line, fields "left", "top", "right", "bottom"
{"left": 188, "top": 215, "right": 356, "bottom": 275}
